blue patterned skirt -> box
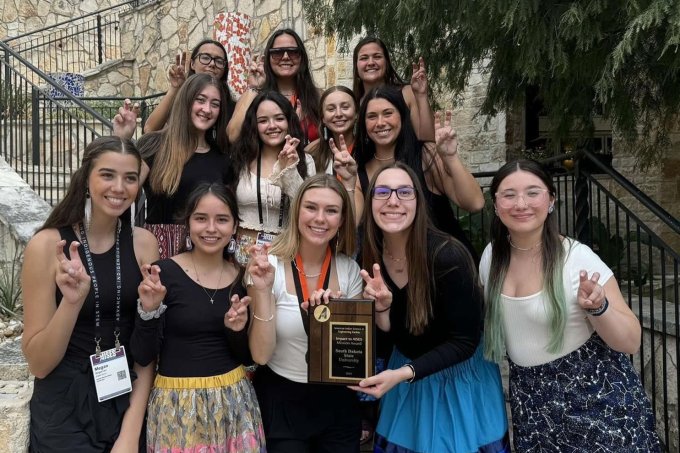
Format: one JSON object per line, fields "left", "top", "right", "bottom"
{"left": 508, "top": 334, "right": 661, "bottom": 452}
{"left": 375, "top": 343, "right": 511, "bottom": 453}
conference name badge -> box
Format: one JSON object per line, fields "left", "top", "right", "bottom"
{"left": 89, "top": 346, "right": 132, "bottom": 402}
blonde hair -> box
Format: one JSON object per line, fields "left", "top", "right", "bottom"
{"left": 270, "top": 174, "right": 356, "bottom": 260}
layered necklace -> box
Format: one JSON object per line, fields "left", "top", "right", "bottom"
{"left": 191, "top": 253, "right": 225, "bottom": 304}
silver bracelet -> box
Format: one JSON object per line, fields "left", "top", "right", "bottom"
{"left": 137, "top": 298, "right": 167, "bottom": 321}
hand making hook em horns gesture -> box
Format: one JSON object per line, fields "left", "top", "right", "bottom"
{"left": 55, "top": 240, "right": 91, "bottom": 306}
{"left": 246, "top": 244, "right": 275, "bottom": 291}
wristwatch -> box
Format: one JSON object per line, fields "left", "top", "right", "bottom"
{"left": 137, "top": 299, "right": 167, "bottom": 321}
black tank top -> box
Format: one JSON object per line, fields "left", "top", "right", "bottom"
{"left": 55, "top": 223, "right": 142, "bottom": 363}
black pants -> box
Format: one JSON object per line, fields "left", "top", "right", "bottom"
{"left": 253, "top": 366, "right": 361, "bottom": 453}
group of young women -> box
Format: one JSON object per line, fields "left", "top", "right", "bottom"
{"left": 22, "top": 27, "right": 660, "bottom": 453}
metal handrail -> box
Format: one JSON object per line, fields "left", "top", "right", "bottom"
{"left": 0, "top": 41, "right": 112, "bottom": 127}
{"left": 578, "top": 148, "right": 680, "bottom": 235}
{"left": 3, "top": 0, "right": 142, "bottom": 43}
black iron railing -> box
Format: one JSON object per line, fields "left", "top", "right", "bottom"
{"left": 457, "top": 153, "right": 679, "bottom": 451}
{"left": 0, "top": 40, "right": 142, "bottom": 205}
{"left": 3, "top": 0, "right": 154, "bottom": 80}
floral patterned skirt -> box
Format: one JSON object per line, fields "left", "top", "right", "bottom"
{"left": 146, "top": 366, "right": 265, "bottom": 453}
{"left": 509, "top": 334, "right": 661, "bottom": 452}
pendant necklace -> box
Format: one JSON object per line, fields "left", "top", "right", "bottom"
{"left": 191, "top": 253, "right": 224, "bottom": 304}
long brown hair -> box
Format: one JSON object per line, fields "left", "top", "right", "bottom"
{"left": 41, "top": 136, "right": 140, "bottom": 231}
{"left": 270, "top": 174, "right": 356, "bottom": 261}
{"left": 148, "top": 73, "right": 230, "bottom": 195}
{"left": 361, "top": 162, "right": 437, "bottom": 335}
{"left": 309, "top": 86, "right": 358, "bottom": 174}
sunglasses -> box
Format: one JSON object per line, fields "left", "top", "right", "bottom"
{"left": 268, "top": 47, "right": 302, "bottom": 63}
{"left": 194, "top": 53, "right": 227, "bottom": 69}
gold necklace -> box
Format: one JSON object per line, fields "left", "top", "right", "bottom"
{"left": 383, "top": 248, "right": 407, "bottom": 273}
{"left": 507, "top": 234, "right": 541, "bottom": 251}
{"left": 191, "top": 253, "right": 224, "bottom": 304}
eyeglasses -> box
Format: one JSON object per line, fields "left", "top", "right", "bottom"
{"left": 194, "top": 53, "right": 227, "bottom": 69}
{"left": 495, "top": 188, "right": 549, "bottom": 209}
{"left": 372, "top": 186, "right": 416, "bottom": 200}
{"left": 269, "top": 47, "right": 302, "bottom": 63}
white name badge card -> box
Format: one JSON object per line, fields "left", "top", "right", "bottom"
{"left": 89, "top": 346, "right": 132, "bottom": 402}
{"left": 256, "top": 231, "right": 275, "bottom": 247}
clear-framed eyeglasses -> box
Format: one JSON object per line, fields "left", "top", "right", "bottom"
{"left": 495, "top": 188, "right": 549, "bottom": 209}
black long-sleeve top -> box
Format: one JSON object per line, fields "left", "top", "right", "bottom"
{"left": 382, "top": 232, "right": 482, "bottom": 381}
{"left": 130, "top": 258, "right": 251, "bottom": 376}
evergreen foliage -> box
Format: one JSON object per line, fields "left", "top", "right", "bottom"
{"left": 302, "top": 0, "right": 680, "bottom": 168}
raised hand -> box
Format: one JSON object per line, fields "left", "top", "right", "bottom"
{"left": 578, "top": 271, "right": 607, "bottom": 311}
{"left": 246, "top": 244, "right": 275, "bottom": 290}
{"left": 138, "top": 264, "right": 166, "bottom": 312}
{"left": 278, "top": 134, "right": 301, "bottom": 168}
{"left": 225, "top": 294, "right": 251, "bottom": 331}
{"left": 410, "top": 57, "right": 429, "bottom": 97}
{"left": 167, "top": 51, "right": 188, "bottom": 89}
{"left": 434, "top": 110, "right": 459, "bottom": 157}
{"left": 55, "top": 240, "right": 91, "bottom": 306}
{"left": 331, "top": 134, "right": 357, "bottom": 182}
{"left": 360, "top": 264, "right": 392, "bottom": 312}
{"left": 247, "top": 54, "right": 266, "bottom": 89}
{"left": 112, "top": 98, "right": 139, "bottom": 140}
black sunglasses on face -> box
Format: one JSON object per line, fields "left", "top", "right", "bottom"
{"left": 269, "top": 47, "right": 302, "bottom": 62}
{"left": 194, "top": 53, "right": 227, "bottom": 69}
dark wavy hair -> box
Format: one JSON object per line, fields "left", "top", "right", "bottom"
{"left": 230, "top": 90, "right": 308, "bottom": 188}
{"left": 189, "top": 39, "right": 235, "bottom": 121}
{"left": 354, "top": 85, "right": 428, "bottom": 189}
{"left": 40, "top": 136, "right": 141, "bottom": 231}
{"left": 177, "top": 182, "right": 242, "bottom": 262}
{"left": 262, "top": 29, "right": 320, "bottom": 128}
{"left": 352, "top": 36, "right": 405, "bottom": 100}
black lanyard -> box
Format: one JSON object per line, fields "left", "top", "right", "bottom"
{"left": 78, "top": 221, "right": 122, "bottom": 355}
{"left": 256, "top": 151, "right": 286, "bottom": 229}
{"left": 290, "top": 253, "right": 332, "bottom": 336}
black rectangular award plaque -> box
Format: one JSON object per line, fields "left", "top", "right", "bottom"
{"left": 308, "top": 298, "right": 375, "bottom": 385}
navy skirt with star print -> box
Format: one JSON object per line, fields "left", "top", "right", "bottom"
{"left": 508, "top": 334, "right": 661, "bottom": 452}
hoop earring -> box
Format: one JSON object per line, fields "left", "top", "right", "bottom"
{"left": 84, "top": 188, "right": 92, "bottom": 232}
{"left": 185, "top": 235, "right": 193, "bottom": 251}
{"left": 227, "top": 236, "right": 236, "bottom": 254}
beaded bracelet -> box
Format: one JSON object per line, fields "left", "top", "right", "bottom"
{"left": 585, "top": 298, "right": 609, "bottom": 317}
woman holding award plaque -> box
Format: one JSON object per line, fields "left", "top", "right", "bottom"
{"left": 353, "top": 162, "right": 511, "bottom": 453}
{"left": 21, "top": 136, "right": 159, "bottom": 452}
{"left": 246, "top": 174, "right": 363, "bottom": 452}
